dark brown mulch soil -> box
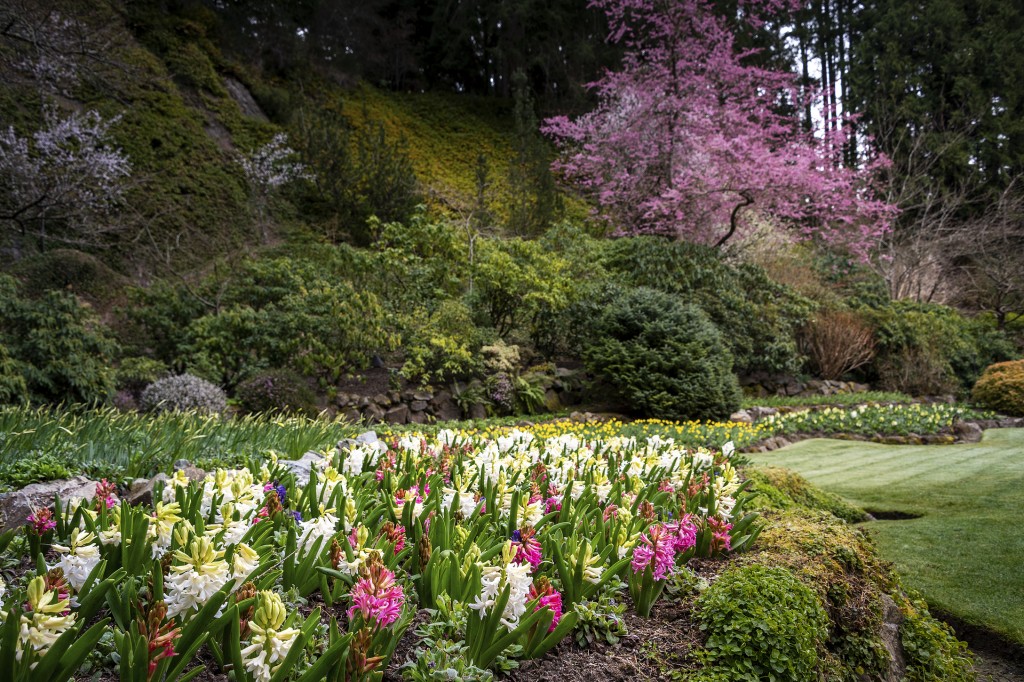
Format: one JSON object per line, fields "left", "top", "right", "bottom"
{"left": 507, "top": 599, "right": 703, "bottom": 682}
{"left": 337, "top": 367, "right": 393, "bottom": 400}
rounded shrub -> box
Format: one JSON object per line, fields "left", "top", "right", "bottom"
{"left": 140, "top": 373, "right": 227, "bottom": 415}
{"left": 582, "top": 287, "right": 741, "bottom": 420}
{"left": 971, "top": 360, "right": 1024, "bottom": 415}
{"left": 696, "top": 564, "right": 828, "bottom": 681}
{"left": 236, "top": 369, "right": 319, "bottom": 417}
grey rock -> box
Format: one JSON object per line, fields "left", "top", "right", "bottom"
{"left": 0, "top": 476, "right": 98, "bottom": 531}
{"left": 470, "top": 404, "right": 487, "bottom": 420}
{"left": 877, "top": 595, "right": 906, "bottom": 682}
{"left": 128, "top": 464, "right": 206, "bottom": 507}
{"left": 280, "top": 451, "right": 329, "bottom": 483}
{"left": 410, "top": 400, "right": 428, "bottom": 412}
{"left": 358, "top": 396, "right": 371, "bottom": 408}
{"left": 554, "top": 367, "right": 577, "bottom": 379}
{"left": 385, "top": 404, "right": 410, "bottom": 424}
{"left": 224, "top": 77, "right": 269, "bottom": 121}
{"left": 430, "top": 390, "right": 453, "bottom": 408}
{"left": 363, "top": 403, "right": 386, "bottom": 423}
{"left": 408, "top": 410, "right": 427, "bottom": 425}
{"left": 413, "top": 391, "right": 433, "bottom": 402}
{"left": 127, "top": 473, "right": 168, "bottom": 506}
{"left": 746, "top": 406, "right": 779, "bottom": 421}
{"left": 341, "top": 408, "right": 361, "bottom": 423}
{"left": 356, "top": 430, "right": 379, "bottom": 444}
{"left": 544, "top": 389, "right": 562, "bottom": 412}
{"left": 434, "top": 399, "right": 461, "bottom": 422}
{"left": 729, "top": 409, "right": 754, "bottom": 424}
{"left": 336, "top": 393, "right": 351, "bottom": 407}
{"left": 388, "top": 390, "right": 401, "bottom": 404}
{"left": 953, "top": 420, "right": 983, "bottom": 443}
{"left": 373, "top": 393, "right": 391, "bottom": 407}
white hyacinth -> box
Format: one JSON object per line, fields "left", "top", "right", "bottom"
{"left": 51, "top": 529, "right": 101, "bottom": 591}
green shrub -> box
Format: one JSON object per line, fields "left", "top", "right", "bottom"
{"left": 0, "top": 344, "right": 27, "bottom": 404}
{"left": 0, "top": 275, "right": 118, "bottom": 405}
{"left": 972, "top": 360, "right": 1024, "bottom": 415}
{"left": 862, "top": 301, "right": 1015, "bottom": 395}
{"left": 129, "top": 257, "right": 397, "bottom": 389}
{"left": 900, "top": 601, "right": 974, "bottom": 682}
{"left": 291, "top": 109, "right": 420, "bottom": 245}
{"left": 582, "top": 287, "right": 741, "bottom": 420}
{"left": 0, "top": 452, "right": 75, "bottom": 489}
{"left": 469, "top": 238, "right": 574, "bottom": 343}
{"left": 10, "top": 249, "right": 130, "bottom": 309}
{"left": 236, "top": 368, "right": 319, "bottom": 417}
{"left": 140, "top": 373, "right": 227, "bottom": 415}
{"left": 399, "top": 300, "right": 483, "bottom": 385}
{"left": 116, "top": 357, "right": 169, "bottom": 396}
{"left": 696, "top": 564, "right": 828, "bottom": 681}
{"left": 600, "top": 238, "right": 813, "bottom": 375}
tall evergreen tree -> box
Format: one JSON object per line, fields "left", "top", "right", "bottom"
{"left": 849, "top": 0, "right": 1024, "bottom": 203}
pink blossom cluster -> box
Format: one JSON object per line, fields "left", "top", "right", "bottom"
{"left": 95, "top": 479, "right": 118, "bottom": 509}
{"left": 348, "top": 563, "right": 405, "bottom": 628}
{"left": 27, "top": 507, "right": 56, "bottom": 534}
{"left": 667, "top": 515, "right": 698, "bottom": 554}
{"left": 529, "top": 579, "right": 563, "bottom": 632}
{"left": 631, "top": 524, "right": 677, "bottom": 581}
{"left": 632, "top": 516, "right": 699, "bottom": 581}
{"left": 708, "top": 517, "right": 733, "bottom": 554}
{"left": 511, "top": 528, "right": 543, "bottom": 571}
{"left": 394, "top": 483, "right": 429, "bottom": 507}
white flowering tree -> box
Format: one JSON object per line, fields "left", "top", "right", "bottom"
{"left": 0, "top": 109, "right": 131, "bottom": 254}
{"left": 238, "top": 133, "right": 307, "bottom": 243}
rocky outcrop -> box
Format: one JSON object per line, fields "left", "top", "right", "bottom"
{"left": 335, "top": 367, "right": 587, "bottom": 425}
{"left": 0, "top": 476, "right": 98, "bottom": 532}
{"left": 741, "top": 373, "right": 871, "bottom": 399}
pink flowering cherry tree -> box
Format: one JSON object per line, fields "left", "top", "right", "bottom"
{"left": 544, "top": 0, "right": 896, "bottom": 261}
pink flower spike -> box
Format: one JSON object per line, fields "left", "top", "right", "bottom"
{"left": 347, "top": 563, "right": 405, "bottom": 627}
{"left": 631, "top": 523, "right": 676, "bottom": 581}
{"left": 95, "top": 478, "right": 118, "bottom": 508}
{"left": 27, "top": 507, "right": 56, "bottom": 534}
{"left": 511, "top": 527, "right": 543, "bottom": 571}
{"left": 529, "top": 579, "right": 563, "bottom": 632}
{"left": 668, "top": 515, "right": 698, "bottom": 554}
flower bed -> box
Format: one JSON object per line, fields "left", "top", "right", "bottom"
{"left": 761, "top": 403, "right": 995, "bottom": 438}
{"left": 0, "top": 429, "right": 761, "bottom": 680}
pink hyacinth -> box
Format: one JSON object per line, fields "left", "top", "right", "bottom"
{"left": 348, "top": 563, "right": 405, "bottom": 627}
{"left": 544, "top": 496, "right": 562, "bottom": 514}
{"left": 529, "top": 579, "right": 563, "bottom": 632}
{"left": 511, "top": 528, "right": 543, "bottom": 571}
{"left": 394, "top": 483, "right": 429, "bottom": 507}
{"left": 708, "top": 517, "right": 733, "bottom": 554}
{"left": 631, "top": 523, "right": 676, "bottom": 581}
{"left": 95, "top": 479, "right": 118, "bottom": 509}
{"left": 27, "top": 507, "right": 56, "bottom": 534}
{"left": 667, "top": 515, "right": 698, "bottom": 554}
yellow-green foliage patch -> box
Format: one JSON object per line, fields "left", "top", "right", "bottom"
{"left": 972, "top": 360, "right": 1024, "bottom": 416}
{"left": 747, "top": 466, "right": 869, "bottom": 523}
{"left": 341, "top": 84, "right": 589, "bottom": 224}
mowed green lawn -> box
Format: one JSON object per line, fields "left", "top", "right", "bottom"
{"left": 750, "top": 429, "right": 1024, "bottom": 645}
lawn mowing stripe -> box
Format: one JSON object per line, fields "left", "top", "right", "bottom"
{"left": 749, "top": 429, "right": 1024, "bottom": 646}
